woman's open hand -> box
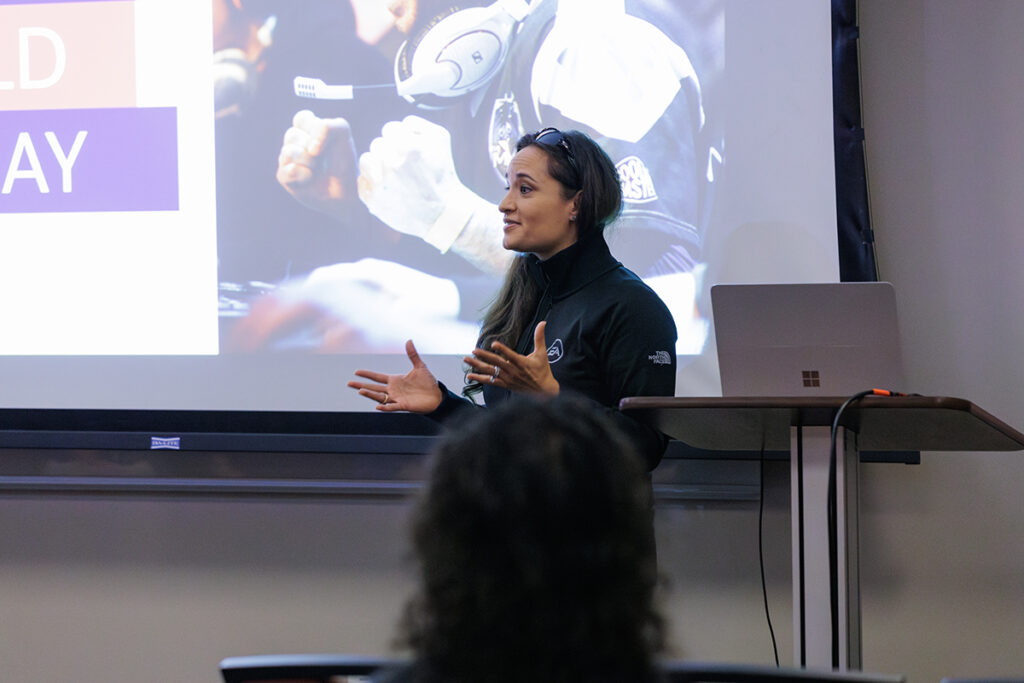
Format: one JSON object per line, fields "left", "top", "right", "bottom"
{"left": 465, "top": 321, "right": 560, "bottom": 396}
{"left": 348, "top": 340, "right": 443, "bottom": 412}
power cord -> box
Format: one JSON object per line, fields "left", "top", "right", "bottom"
{"left": 758, "top": 437, "right": 780, "bottom": 666}
{"left": 827, "top": 388, "right": 910, "bottom": 667}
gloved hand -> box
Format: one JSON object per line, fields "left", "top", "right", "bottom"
{"left": 276, "top": 109, "right": 359, "bottom": 219}
{"left": 358, "top": 115, "right": 481, "bottom": 252}
{"left": 226, "top": 259, "right": 478, "bottom": 353}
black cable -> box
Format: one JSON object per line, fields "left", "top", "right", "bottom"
{"left": 758, "top": 438, "right": 780, "bottom": 666}
{"left": 796, "top": 426, "right": 806, "bottom": 667}
{"left": 827, "top": 388, "right": 907, "bottom": 668}
{"left": 828, "top": 390, "right": 871, "bottom": 669}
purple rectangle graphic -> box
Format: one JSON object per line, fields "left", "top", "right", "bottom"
{"left": 0, "top": 107, "right": 178, "bottom": 213}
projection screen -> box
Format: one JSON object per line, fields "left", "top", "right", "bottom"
{"left": 0, "top": 0, "right": 838, "bottom": 413}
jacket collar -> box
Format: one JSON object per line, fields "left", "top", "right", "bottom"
{"left": 524, "top": 233, "right": 621, "bottom": 301}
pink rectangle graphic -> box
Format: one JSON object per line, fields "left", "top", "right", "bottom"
{"left": 0, "top": 0, "right": 136, "bottom": 111}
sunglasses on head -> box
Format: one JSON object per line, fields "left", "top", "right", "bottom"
{"left": 535, "top": 127, "right": 577, "bottom": 174}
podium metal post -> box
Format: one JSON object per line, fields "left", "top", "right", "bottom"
{"left": 792, "top": 425, "right": 861, "bottom": 670}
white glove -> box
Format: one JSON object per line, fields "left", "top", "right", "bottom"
{"left": 295, "top": 259, "right": 479, "bottom": 352}
{"left": 358, "top": 115, "right": 483, "bottom": 252}
{"left": 229, "top": 259, "right": 478, "bottom": 353}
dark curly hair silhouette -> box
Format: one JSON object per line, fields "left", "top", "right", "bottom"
{"left": 386, "top": 394, "right": 665, "bottom": 683}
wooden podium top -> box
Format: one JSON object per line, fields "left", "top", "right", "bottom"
{"left": 619, "top": 396, "right": 1024, "bottom": 453}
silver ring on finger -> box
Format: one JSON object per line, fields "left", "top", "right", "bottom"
{"left": 493, "top": 365, "right": 500, "bottom": 379}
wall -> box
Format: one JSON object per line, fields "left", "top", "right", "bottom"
{"left": 2, "top": 2, "right": 1023, "bottom": 681}
{"left": 856, "top": 0, "right": 1024, "bottom": 679}
{"left": 0, "top": 473, "right": 796, "bottom": 682}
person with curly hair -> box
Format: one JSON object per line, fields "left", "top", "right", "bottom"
{"left": 373, "top": 394, "right": 666, "bottom": 683}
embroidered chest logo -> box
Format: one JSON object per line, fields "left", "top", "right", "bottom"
{"left": 547, "top": 339, "right": 564, "bottom": 364}
{"left": 616, "top": 155, "right": 657, "bottom": 204}
{"left": 648, "top": 350, "right": 672, "bottom": 366}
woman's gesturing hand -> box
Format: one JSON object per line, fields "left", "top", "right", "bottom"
{"left": 465, "top": 321, "right": 560, "bottom": 396}
{"left": 348, "top": 340, "right": 443, "bottom": 413}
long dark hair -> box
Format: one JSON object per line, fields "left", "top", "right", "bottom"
{"left": 465, "top": 129, "right": 622, "bottom": 396}
{"left": 395, "top": 395, "right": 665, "bottom": 683}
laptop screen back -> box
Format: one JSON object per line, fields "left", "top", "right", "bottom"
{"left": 711, "top": 282, "right": 906, "bottom": 397}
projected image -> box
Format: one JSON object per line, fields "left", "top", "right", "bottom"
{"left": 1, "top": 0, "right": 841, "bottom": 411}
{"left": 212, "top": 0, "right": 725, "bottom": 356}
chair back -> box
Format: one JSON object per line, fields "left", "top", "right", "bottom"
{"left": 220, "top": 654, "right": 402, "bottom": 683}
{"left": 660, "top": 661, "right": 906, "bottom": 683}
{"left": 221, "top": 655, "right": 906, "bottom": 683}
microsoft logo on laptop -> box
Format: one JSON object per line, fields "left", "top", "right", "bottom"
{"left": 802, "top": 370, "right": 821, "bottom": 388}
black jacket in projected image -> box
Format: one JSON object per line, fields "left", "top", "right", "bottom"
{"left": 429, "top": 234, "right": 677, "bottom": 469}
{"left": 453, "top": 0, "right": 707, "bottom": 277}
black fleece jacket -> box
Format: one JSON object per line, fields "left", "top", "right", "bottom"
{"left": 428, "top": 234, "right": 677, "bottom": 470}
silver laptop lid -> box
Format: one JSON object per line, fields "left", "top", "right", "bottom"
{"left": 711, "top": 282, "right": 905, "bottom": 397}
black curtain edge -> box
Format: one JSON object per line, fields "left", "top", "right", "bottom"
{"left": 833, "top": 0, "right": 879, "bottom": 281}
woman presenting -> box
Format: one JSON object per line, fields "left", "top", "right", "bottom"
{"left": 348, "top": 128, "right": 677, "bottom": 468}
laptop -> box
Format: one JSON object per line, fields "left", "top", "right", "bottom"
{"left": 711, "top": 282, "right": 906, "bottom": 397}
